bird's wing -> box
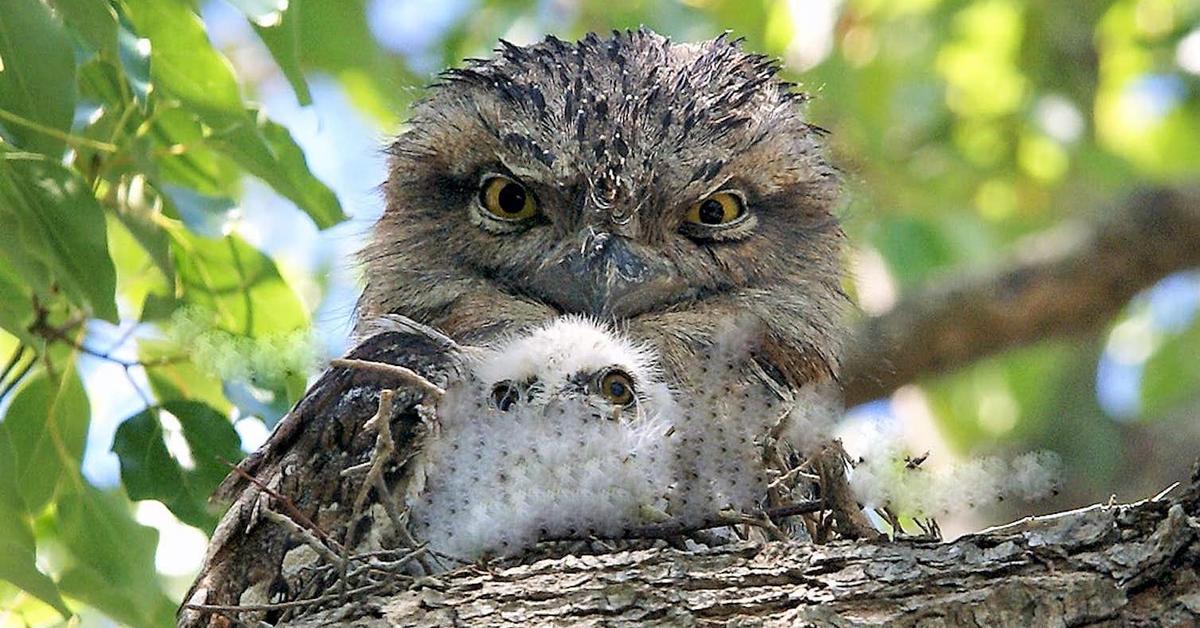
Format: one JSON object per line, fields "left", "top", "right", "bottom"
{"left": 179, "top": 328, "right": 460, "bottom": 627}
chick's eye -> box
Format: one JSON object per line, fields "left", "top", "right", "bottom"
{"left": 686, "top": 191, "right": 744, "bottom": 226}
{"left": 597, "top": 369, "right": 635, "bottom": 406}
{"left": 479, "top": 175, "right": 537, "bottom": 221}
{"left": 491, "top": 381, "right": 520, "bottom": 411}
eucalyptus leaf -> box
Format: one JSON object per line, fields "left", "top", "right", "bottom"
{"left": 122, "top": 0, "right": 244, "bottom": 126}
{"left": 0, "top": 367, "right": 89, "bottom": 513}
{"left": 0, "top": 257, "right": 36, "bottom": 345}
{"left": 112, "top": 401, "right": 242, "bottom": 529}
{"left": 123, "top": 0, "right": 342, "bottom": 226}
{"left": 162, "top": 184, "right": 237, "bottom": 238}
{"left": 0, "top": 150, "right": 119, "bottom": 322}
{"left": 55, "top": 485, "right": 176, "bottom": 628}
{"left": 117, "top": 12, "right": 152, "bottom": 108}
{"left": 169, "top": 232, "right": 308, "bottom": 337}
{"left": 49, "top": 0, "right": 119, "bottom": 57}
{"left": 0, "top": 0, "right": 76, "bottom": 158}
{"left": 254, "top": 4, "right": 314, "bottom": 105}
{"left": 208, "top": 109, "right": 345, "bottom": 228}
{"left": 248, "top": 0, "right": 314, "bottom": 105}
{"left": 0, "top": 426, "right": 70, "bottom": 617}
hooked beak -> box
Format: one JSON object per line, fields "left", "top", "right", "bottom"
{"left": 528, "top": 231, "right": 685, "bottom": 318}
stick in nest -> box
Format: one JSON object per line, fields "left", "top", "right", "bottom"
{"left": 262, "top": 508, "right": 345, "bottom": 569}
{"left": 331, "top": 358, "right": 445, "bottom": 399}
{"left": 226, "top": 462, "right": 336, "bottom": 546}
{"left": 340, "top": 388, "right": 437, "bottom": 573}
{"left": 815, "top": 441, "right": 882, "bottom": 540}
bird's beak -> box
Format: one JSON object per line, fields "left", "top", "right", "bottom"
{"left": 529, "top": 231, "right": 685, "bottom": 318}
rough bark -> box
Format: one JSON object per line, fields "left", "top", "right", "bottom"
{"left": 283, "top": 465, "right": 1200, "bottom": 627}
{"left": 841, "top": 187, "right": 1200, "bottom": 406}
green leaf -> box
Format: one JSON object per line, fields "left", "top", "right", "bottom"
{"left": 55, "top": 485, "right": 176, "bottom": 628}
{"left": 0, "top": 0, "right": 77, "bottom": 158}
{"left": 254, "top": 4, "right": 314, "bottom": 105}
{"left": 0, "top": 366, "right": 89, "bottom": 513}
{"left": 0, "top": 257, "right": 36, "bottom": 345}
{"left": 0, "top": 534, "right": 70, "bottom": 619}
{"left": 0, "top": 426, "right": 70, "bottom": 618}
{"left": 124, "top": 0, "right": 343, "bottom": 227}
{"left": 209, "top": 109, "right": 345, "bottom": 228}
{"left": 247, "top": 0, "right": 314, "bottom": 105}
{"left": 112, "top": 202, "right": 174, "bottom": 283}
{"left": 0, "top": 150, "right": 119, "bottom": 322}
{"left": 169, "top": 232, "right": 309, "bottom": 337}
{"left": 162, "top": 184, "right": 237, "bottom": 238}
{"left": 146, "top": 107, "right": 242, "bottom": 198}
{"left": 112, "top": 401, "right": 242, "bottom": 529}
{"left": 123, "top": 0, "right": 244, "bottom": 126}
{"left": 50, "top": 0, "right": 119, "bottom": 56}
{"left": 143, "top": 351, "right": 233, "bottom": 413}
{"left": 116, "top": 12, "right": 152, "bottom": 108}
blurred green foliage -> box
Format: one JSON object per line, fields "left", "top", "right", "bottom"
{"left": 0, "top": 0, "right": 1198, "bottom": 624}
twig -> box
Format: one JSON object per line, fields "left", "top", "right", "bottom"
{"left": 815, "top": 441, "right": 882, "bottom": 540}
{"left": 28, "top": 315, "right": 181, "bottom": 406}
{"left": 226, "top": 463, "right": 336, "bottom": 546}
{"left": 729, "top": 511, "right": 791, "bottom": 542}
{"left": 0, "top": 107, "right": 119, "bottom": 152}
{"left": 261, "top": 508, "right": 344, "bottom": 569}
{"left": 184, "top": 582, "right": 388, "bottom": 614}
{"left": 768, "top": 464, "right": 819, "bottom": 491}
{"left": 34, "top": 321, "right": 183, "bottom": 369}
{"left": 342, "top": 389, "right": 437, "bottom": 573}
{"left": 351, "top": 390, "right": 398, "bottom": 517}
{"left": 330, "top": 358, "right": 445, "bottom": 399}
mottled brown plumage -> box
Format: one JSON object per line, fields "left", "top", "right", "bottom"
{"left": 181, "top": 30, "right": 846, "bottom": 627}
{"left": 363, "top": 28, "right": 846, "bottom": 386}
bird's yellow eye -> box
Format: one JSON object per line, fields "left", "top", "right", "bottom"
{"left": 686, "top": 191, "right": 745, "bottom": 226}
{"left": 479, "top": 175, "right": 538, "bottom": 221}
{"left": 596, "top": 369, "right": 636, "bottom": 407}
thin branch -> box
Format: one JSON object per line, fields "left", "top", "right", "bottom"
{"left": 225, "top": 463, "right": 337, "bottom": 547}
{"left": 261, "top": 508, "right": 344, "bottom": 569}
{"left": 330, "top": 358, "right": 445, "bottom": 399}
{"left": 183, "top": 582, "right": 387, "bottom": 614}
{"left": 350, "top": 390, "right": 399, "bottom": 517}
{"left": 0, "top": 108, "right": 119, "bottom": 152}
{"left": 35, "top": 322, "right": 183, "bottom": 370}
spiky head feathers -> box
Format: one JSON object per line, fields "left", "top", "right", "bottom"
{"left": 366, "top": 29, "right": 847, "bottom": 388}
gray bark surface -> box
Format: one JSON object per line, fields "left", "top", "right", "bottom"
{"left": 285, "top": 466, "right": 1200, "bottom": 627}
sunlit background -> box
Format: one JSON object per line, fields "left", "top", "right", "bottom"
{"left": 3, "top": 0, "right": 1200, "bottom": 624}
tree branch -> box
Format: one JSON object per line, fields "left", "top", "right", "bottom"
{"left": 282, "top": 463, "right": 1200, "bottom": 626}
{"left": 841, "top": 187, "right": 1200, "bottom": 406}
